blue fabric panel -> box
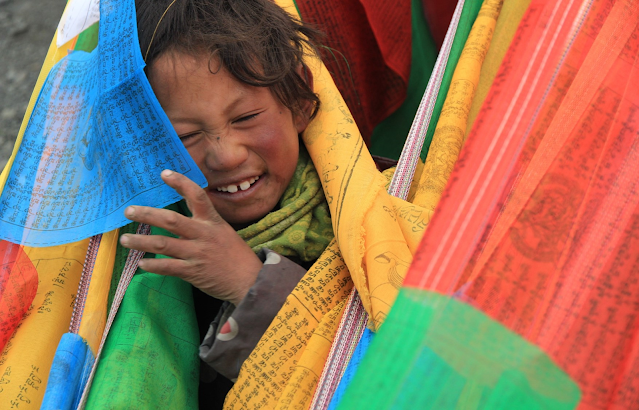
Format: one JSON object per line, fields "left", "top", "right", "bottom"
{"left": 0, "top": 0, "right": 206, "bottom": 247}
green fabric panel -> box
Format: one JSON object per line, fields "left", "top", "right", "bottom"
{"left": 86, "top": 208, "right": 200, "bottom": 409}
{"left": 337, "top": 289, "right": 581, "bottom": 410}
{"left": 74, "top": 22, "right": 99, "bottom": 53}
{"left": 368, "top": 0, "right": 437, "bottom": 161}
{"left": 418, "top": 0, "right": 484, "bottom": 161}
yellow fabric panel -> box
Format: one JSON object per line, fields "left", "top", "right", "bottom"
{"left": 385, "top": 193, "right": 432, "bottom": 254}
{"left": 299, "top": 10, "right": 425, "bottom": 330}
{"left": 0, "top": 239, "right": 88, "bottom": 409}
{"left": 413, "top": 0, "right": 503, "bottom": 211}
{"left": 225, "top": 239, "right": 353, "bottom": 409}
{"left": 274, "top": 297, "right": 347, "bottom": 408}
{"left": 0, "top": 228, "right": 115, "bottom": 406}
{"left": 227, "top": 0, "right": 465, "bottom": 407}
{"left": 77, "top": 229, "right": 119, "bottom": 353}
{"left": 466, "top": 0, "right": 533, "bottom": 135}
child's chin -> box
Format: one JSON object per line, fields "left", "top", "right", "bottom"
{"left": 224, "top": 208, "right": 272, "bottom": 230}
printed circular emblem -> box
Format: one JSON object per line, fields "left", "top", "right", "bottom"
{"left": 510, "top": 174, "right": 582, "bottom": 262}
{"left": 216, "top": 317, "right": 239, "bottom": 341}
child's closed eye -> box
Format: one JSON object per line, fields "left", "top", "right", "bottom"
{"left": 232, "top": 112, "right": 260, "bottom": 124}
{"left": 178, "top": 131, "right": 201, "bottom": 142}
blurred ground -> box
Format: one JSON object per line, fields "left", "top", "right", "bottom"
{"left": 0, "top": 0, "right": 66, "bottom": 171}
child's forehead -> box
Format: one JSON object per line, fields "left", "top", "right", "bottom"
{"left": 150, "top": 51, "right": 239, "bottom": 91}
{"left": 147, "top": 50, "right": 280, "bottom": 115}
{"left": 150, "top": 50, "right": 219, "bottom": 79}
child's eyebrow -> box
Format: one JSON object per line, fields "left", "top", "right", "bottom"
{"left": 170, "top": 91, "right": 250, "bottom": 125}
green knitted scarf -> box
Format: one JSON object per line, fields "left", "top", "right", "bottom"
{"left": 237, "top": 146, "right": 333, "bottom": 262}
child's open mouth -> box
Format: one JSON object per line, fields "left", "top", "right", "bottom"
{"left": 215, "top": 176, "right": 260, "bottom": 193}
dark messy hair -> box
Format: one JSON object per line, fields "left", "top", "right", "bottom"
{"left": 136, "top": 0, "right": 322, "bottom": 119}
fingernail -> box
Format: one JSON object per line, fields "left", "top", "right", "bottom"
{"left": 125, "top": 206, "right": 135, "bottom": 218}
{"left": 162, "top": 169, "right": 174, "bottom": 177}
{"left": 120, "top": 235, "right": 129, "bottom": 246}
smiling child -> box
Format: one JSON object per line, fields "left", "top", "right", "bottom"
{"left": 116, "top": 0, "right": 334, "bottom": 403}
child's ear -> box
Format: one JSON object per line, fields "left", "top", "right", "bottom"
{"left": 294, "top": 64, "right": 315, "bottom": 134}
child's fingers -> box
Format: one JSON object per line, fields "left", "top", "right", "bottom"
{"left": 124, "top": 205, "right": 198, "bottom": 239}
{"left": 160, "top": 169, "right": 223, "bottom": 223}
{"left": 119, "top": 233, "right": 192, "bottom": 260}
{"left": 134, "top": 257, "right": 189, "bottom": 278}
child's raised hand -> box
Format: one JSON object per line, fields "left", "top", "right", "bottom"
{"left": 119, "top": 169, "right": 262, "bottom": 306}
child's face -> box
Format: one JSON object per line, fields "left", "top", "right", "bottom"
{"left": 149, "top": 51, "right": 308, "bottom": 227}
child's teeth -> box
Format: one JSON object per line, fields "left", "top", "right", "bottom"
{"left": 216, "top": 177, "right": 259, "bottom": 193}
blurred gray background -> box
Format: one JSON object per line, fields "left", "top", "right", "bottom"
{"left": 0, "top": 0, "right": 66, "bottom": 171}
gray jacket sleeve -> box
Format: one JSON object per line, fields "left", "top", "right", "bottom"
{"left": 199, "top": 248, "right": 307, "bottom": 381}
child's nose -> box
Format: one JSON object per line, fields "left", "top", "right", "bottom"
{"left": 203, "top": 134, "right": 248, "bottom": 172}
